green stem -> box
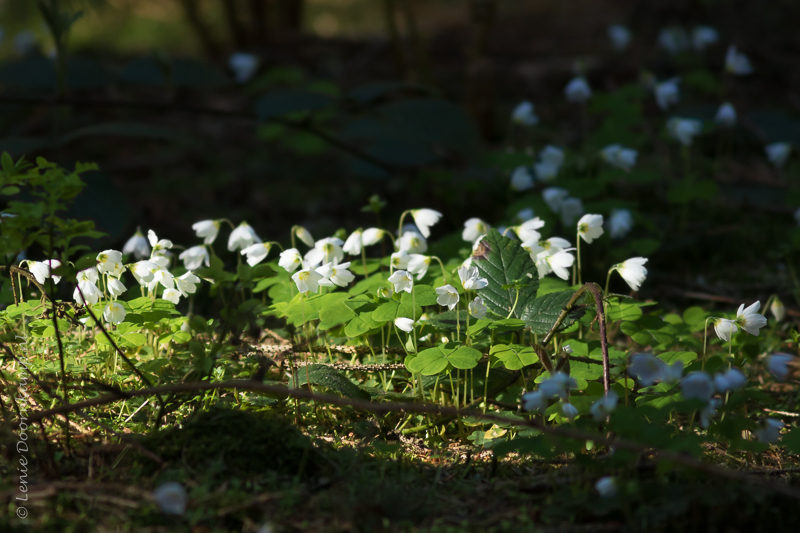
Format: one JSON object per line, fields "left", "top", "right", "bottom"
{"left": 702, "top": 317, "right": 716, "bottom": 371}
{"left": 506, "top": 288, "right": 520, "bottom": 319}
{"left": 431, "top": 256, "right": 448, "bottom": 284}
{"left": 397, "top": 210, "right": 411, "bottom": 246}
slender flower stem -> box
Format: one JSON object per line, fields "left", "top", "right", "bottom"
{"left": 361, "top": 246, "right": 368, "bottom": 278}
{"left": 604, "top": 268, "right": 614, "bottom": 296}
{"left": 576, "top": 232, "right": 582, "bottom": 286}
{"left": 702, "top": 317, "right": 716, "bottom": 371}
{"left": 397, "top": 210, "right": 411, "bottom": 245}
{"left": 506, "top": 288, "right": 520, "bottom": 319}
{"left": 430, "top": 256, "right": 449, "bottom": 284}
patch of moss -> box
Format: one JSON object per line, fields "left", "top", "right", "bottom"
{"left": 139, "top": 407, "right": 331, "bottom": 480}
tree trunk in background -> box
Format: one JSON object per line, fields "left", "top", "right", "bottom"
{"left": 220, "top": 0, "right": 250, "bottom": 49}
{"left": 178, "top": 0, "right": 222, "bottom": 56}
{"left": 465, "top": 0, "right": 497, "bottom": 140}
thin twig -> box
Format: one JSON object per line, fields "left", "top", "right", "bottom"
{"left": 16, "top": 378, "right": 800, "bottom": 501}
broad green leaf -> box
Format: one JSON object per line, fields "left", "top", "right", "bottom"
{"left": 406, "top": 343, "right": 481, "bottom": 375}
{"left": 256, "top": 90, "right": 333, "bottom": 121}
{"left": 607, "top": 298, "right": 644, "bottom": 322}
{"left": 293, "top": 364, "right": 370, "bottom": 400}
{"left": 657, "top": 351, "right": 697, "bottom": 366}
{"left": 281, "top": 292, "right": 349, "bottom": 326}
{"left": 521, "top": 290, "right": 583, "bottom": 335}
{"left": 620, "top": 315, "right": 676, "bottom": 345}
{"left": 490, "top": 344, "right": 539, "bottom": 370}
{"left": 473, "top": 229, "right": 539, "bottom": 320}
{"left": 371, "top": 285, "right": 434, "bottom": 322}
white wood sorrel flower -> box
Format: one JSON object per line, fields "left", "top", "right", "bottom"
{"left": 435, "top": 284, "right": 459, "bottom": 310}
{"left": 398, "top": 231, "right": 427, "bottom": 254}
{"left": 734, "top": 301, "right": 767, "bottom": 336}
{"left": 108, "top": 278, "right": 127, "bottom": 297}
{"left": 469, "top": 297, "right": 487, "bottom": 318}
{"left": 607, "top": 25, "right": 631, "bottom": 51}
{"left": 292, "top": 268, "right": 323, "bottom": 294}
{"left": 317, "top": 262, "right": 355, "bottom": 287}
{"left": 395, "top": 317, "right": 415, "bottom": 333}
{"left": 411, "top": 209, "right": 442, "bottom": 238}
{"left": 175, "top": 272, "right": 201, "bottom": 297}
{"left": 73, "top": 280, "right": 101, "bottom": 305}
{"left": 241, "top": 243, "right": 271, "bottom": 266}
{"left": 279, "top": 248, "right": 302, "bottom": 273}
{"left": 343, "top": 230, "right": 363, "bottom": 255}
{"left": 103, "top": 302, "right": 126, "bottom": 324}
{"left": 294, "top": 226, "right": 315, "bottom": 248}
{"left": 725, "top": 45, "right": 753, "bottom": 75}
{"left": 228, "top": 222, "right": 261, "bottom": 252}
{"left": 458, "top": 266, "right": 488, "bottom": 290}
{"left": 609, "top": 209, "right": 633, "bottom": 239}
{"left": 97, "top": 250, "right": 123, "bottom": 275}
{"left": 511, "top": 100, "right": 538, "bottom": 126}
{"left": 122, "top": 228, "right": 150, "bottom": 259}
{"left": 578, "top": 214, "right": 604, "bottom": 243}
{"left": 564, "top": 76, "right": 592, "bottom": 103}
{"left": 462, "top": 218, "right": 490, "bottom": 242}
{"left": 192, "top": 220, "right": 220, "bottom": 245}
{"left": 713, "top": 318, "right": 737, "bottom": 342}
{"left": 305, "top": 237, "right": 344, "bottom": 267}
{"left": 148, "top": 230, "right": 173, "bottom": 256}
{"left": 180, "top": 245, "right": 210, "bottom": 270}
{"left": 28, "top": 259, "right": 61, "bottom": 285}
{"left": 612, "top": 257, "right": 648, "bottom": 291}
{"left": 388, "top": 270, "right": 413, "bottom": 294}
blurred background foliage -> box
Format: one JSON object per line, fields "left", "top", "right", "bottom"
{"left": 2, "top": 0, "right": 800, "bottom": 308}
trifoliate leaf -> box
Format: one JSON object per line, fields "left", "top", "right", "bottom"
{"left": 473, "top": 229, "right": 539, "bottom": 320}
{"left": 489, "top": 344, "right": 539, "bottom": 370}
{"left": 406, "top": 343, "right": 482, "bottom": 375}
{"left": 293, "top": 364, "right": 370, "bottom": 400}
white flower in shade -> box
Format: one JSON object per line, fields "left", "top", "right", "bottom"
{"left": 560, "top": 197, "right": 584, "bottom": 226}
{"left": 765, "top": 142, "right": 791, "bottom": 168}
{"left": 735, "top": 301, "right": 767, "bottom": 336}
{"left": 713, "top": 368, "right": 746, "bottom": 393}
{"left": 152, "top": 482, "right": 188, "bottom": 516}
{"left": 29, "top": 259, "right": 62, "bottom": 285}
{"left": 123, "top": 229, "right": 150, "bottom": 259}
{"left": 229, "top": 52, "right": 259, "bottom": 83}
{"left": 515, "top": 217, "right": 546, "bottom": 243}
{"left": 667, "top": 117, "right": 703, "bottom": 146}
{"left": 516, "top": 208, "right": 535, "bottom": 223}
{"left": 700, "top": 398, "right": 722, "bottom": 428}
{"left": 292, "top": 268, "right": 324, "bottom": 294}
{"left": 108, "top": 278, "right": 127, "bottom": 297}
{"left": 73, "top": 280, "right": 101, "bottom": 305}
{"left": 408, "top": 254, "right": 431, "bottom": 280}
{"left": 391, "top": 250, "right": 410, "bottom": 270}
{"left": 770, "top": 297, "right": 785, "bottom": 322}
{"left": 542, "top": 187, "right": 570, "bottom": 213}
{"left": 278, "top": 248, "right": 302, "bottom": 273}
{"left": 680, "top": 372, "right": 714, "bottom": 402}
{"left": 294, "top": 226, "right": 315, "bottom": 248}
{"left": 561, "top": 402, "right": 579, "bottom": 420}
{"left": 469, "top": 296, "right": 487, "bottom": 318}
{"left": 590, "top": 390, "right": 618, "bottom": 421}
{"left": 609, "top": 209, "right": 633, "bottom": 239}
{"left": 540, "top": 145, "right": 565, "bottom": 168}
{"left": 458, "top": 265, "right": 488, "bottom": 290}
{"left": 511, "top": 100, "right": 538, "bottom": 126}
{"left": 435, "top": 284, "right": 460, "bottom": 310}
{"left": 103, "top": 302, "right": 126, "bottom": 324}
{"left": 179, "top": 245, "right": 210, "bottom": 270}
{"left": 613, "top": 257, "right": 648, "bottom": 291}
{"left": 175, "top": 272, "right": 201, "bottom": 296}
{"left": 192, "top": 220, "right": 220, "bottom": 245}
{"left": 75, "top": 267, "right": 98, "bottom": 285}
{"left": 595, "top": 476, "right": 618, "bottom": 498}
{"left": 715, "top": 102, "right": 736, "bottom": 127}
{"left": 150, "top": 269, "right": 175, "bottom": 291}
{"left": 543, "top": 237, "right": 571, "bottom": 252}
{"left": 395, "top": 317, "right": 415, "bottom": 333}
{"left": 411, "top": 209, "right": 442, "bottom": 238}
{"left": 343, "top": 230, "right": 363, "bottom": 255}
{"left": 147, "top": 230, "right": 173, "bottom": 256}
{"left": 129, "top": 261, "right": 157, "bottom": 284}
{"left": 725, "top": 45, "right": 753, "bottom": 75}
{"left": 241, "top": 243, "right": 272, "bottom": 266}
{"left": 398, "top": 231, "right": 428, "bottom": 254}
{"left": 545, "top": 249, "right": 575, "bottom": 280}
{"left": 152, "top": 255, "right": 170, "bottom": 269}
{"left": 692, "top": 26, "right": 718, "bottom": 52}
{"left": 608, "top": 25, "right": 631, "bottom": 51}
{"left": 654, "top": 78, "right": 680, "bottom": 110}
{"left": 538, "top": 372, "right": 578, "bottom": 400}
{"left": 577, "top": 214, "right": 604, "bottom": 243}
{"left": 388, "top": 270, "right": 414, "bottom": 294}
{"left": 658, "top": 26, "right": 690, "bottom": 55}
{"left": 462, "top": 218, "right": 490, "bottom": 242}
{"left": 510, "top": 166, "right": 534, "bottom": 191}
{"left": 362, "top": 228, "right": 385, "bottom": 246}
{"left": 96, "top": 250, "right": 123, "bottom": 275}
{"left": 661, "top": 360, "right": 684, "bottom": 383}
{"left": 162, "top": 288, "right": 181, "bottom": 304}
{"left": 534, "top": 161, "right": 559, "bottom": 182}
{"left": 629, "top": 353, "right": 665, "bottom": 386}
{"left": 317, "top": 261, "right": 355, "bottom": 287}
{"left": 755, "top": 418, "right": 784, "bottom": 444}
{"left": 228, "top": 222, "right": 261, "bottom": 252}
{"left": 522, "top": 391, "right": 547, "bottom": 412}
{"left": 713, "top": 318, "right": 738, "bottom": 342}
{"left": 767, "top": 353, "right": 794, "bottom": 381}
{"left": 305, "top": 237, "right": 344, "bottom": 267}
{"left": 600, "top": 144, "right": 638, "bottom": 171}
{"left": 564, "top": 76, "right": 592, "bottom": 102}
